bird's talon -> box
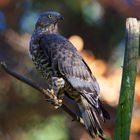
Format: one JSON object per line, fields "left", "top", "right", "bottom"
{"left": 58, "top": 99, "right": 62, "bottom": 103}
{"left": 47, "top": 89, "right": 57, "bottom": 99}
{"left": 54, "top": 105, "right": 59, "bottom": 109}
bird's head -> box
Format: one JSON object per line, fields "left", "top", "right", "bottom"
{"left": 35, "top": 11, "right": 64, "bottom": 34}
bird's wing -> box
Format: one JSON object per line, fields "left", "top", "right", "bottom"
{"left": 39, "top": 34, "right": 100, "bottom": 107}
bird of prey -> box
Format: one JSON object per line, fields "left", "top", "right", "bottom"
{"left": 29, "top": 11, "right": 110, "bottom": 139}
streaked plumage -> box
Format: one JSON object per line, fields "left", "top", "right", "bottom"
{"left": 29, "top": 11, "right": 110, "bottom": 139}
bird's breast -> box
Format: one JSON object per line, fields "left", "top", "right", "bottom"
{"left": 31, "top": 47, "right": 52, "bottom": 80}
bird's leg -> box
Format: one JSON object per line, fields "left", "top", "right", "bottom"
{"left": 46, "top": 77, "right": 65, "bottom": 109}
{"left": 52, "top": 77, "right": 65, "bottom": 108}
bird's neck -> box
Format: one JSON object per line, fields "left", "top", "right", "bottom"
{"left": 35, "top": 24, "right": 58, "bottom": 35}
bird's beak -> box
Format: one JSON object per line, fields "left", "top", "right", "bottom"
{"left": 58, "top": 15, "right": 64, "bottom": 20}
{"left": 54, "top": 14, "right": 64, "bottom": 25}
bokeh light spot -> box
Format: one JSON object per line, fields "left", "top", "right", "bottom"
{"left": 69, "top": 35, "right": 84, "bottom": 51}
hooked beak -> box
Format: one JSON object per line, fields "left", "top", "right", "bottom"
{"left": 58, "top": 15, "right": 64, "bottom": 20}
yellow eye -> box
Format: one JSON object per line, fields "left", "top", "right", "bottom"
{"left": 48, "top": 14, "right": 52, "bottom": 19}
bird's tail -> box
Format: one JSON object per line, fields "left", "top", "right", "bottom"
{"left": 78, "top": 96, "right": 106, "bottom": 139}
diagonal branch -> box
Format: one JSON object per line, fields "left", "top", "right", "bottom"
{"left": 0, "top": 61, "right": 80, "bottom": 122}
{"left": 0, "top": 61, "right": 111, "bottom": 140}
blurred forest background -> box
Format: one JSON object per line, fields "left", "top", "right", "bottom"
{"left": 0, "top": 0, "right": 140, "bottom": 140}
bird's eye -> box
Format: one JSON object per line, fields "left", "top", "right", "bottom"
{"left": 48, "top": 14, "right": 52, "bottom": 19}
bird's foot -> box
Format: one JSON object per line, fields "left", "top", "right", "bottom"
{"left": 54, "top": 99, "right": 62, "bottom": 109}
{"left": 46, "top": 89, "right": 62, "bottom": 109}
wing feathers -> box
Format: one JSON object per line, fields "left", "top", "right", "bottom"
{"left": 39, "top": 33, "right": 100, "bottom": 98}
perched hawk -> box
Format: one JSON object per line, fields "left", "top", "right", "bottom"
{"left": 29, "top": 11, "right": 109, "bottom": 139}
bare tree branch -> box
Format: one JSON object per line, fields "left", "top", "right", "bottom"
{"left": 0, "top": 61, "right": 80, "bottom": 122}
{"left": 0, "top": 62, "right": 111, "bottom": 140}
